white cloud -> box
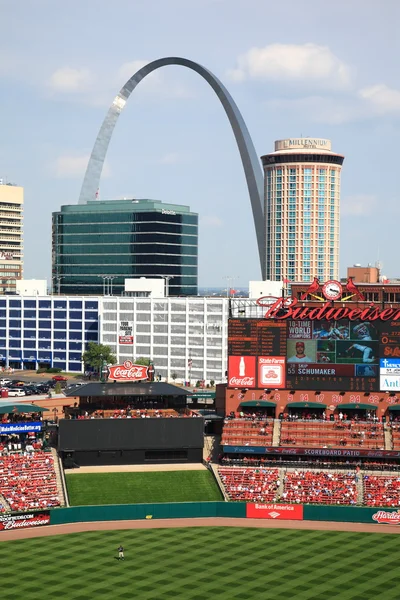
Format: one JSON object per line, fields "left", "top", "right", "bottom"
{"left": 200, "top": 215, "right": 223, "bottom": 227}
{"left": 227, "top": 43, "right": 351, "bottom": 89}
{"left": 49, "top": 67, "right": 94, "bottom": 92}
{"left": 158, "top": 152, "right": 181, "bottom": 165}
{"left": 265, "top": 95, "right": 365, "bottom": 125}
{"left": 359, "top": 84, "right": 400, "bottom": 114}
{"left": 341, "top": 194, "right": 377, "bottom": 216}
{"left": 53, "top": 153, "right": 111, "bottom": 178}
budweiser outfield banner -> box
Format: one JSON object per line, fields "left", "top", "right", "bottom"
{"left": 108, "top": 360, "right": 149, "bottom": 382}
{"left": 372, "top": 510, "right": 400, "bottom": 525}
{"left": 0, "top": 511, "right": 50, "bottom": 531}
{"left": 246, "top": 503, "right": 304, "bottom": 520}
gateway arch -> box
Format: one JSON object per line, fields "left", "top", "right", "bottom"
{"left": 78, "top": 57, "right": 265, "bottom": 277}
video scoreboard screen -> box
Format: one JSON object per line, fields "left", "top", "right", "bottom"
{"left": 285, "top": 319, "right": 379, "bottom": 392}
{"left": 227, "top": 317, "right": 400, "bottom": 392}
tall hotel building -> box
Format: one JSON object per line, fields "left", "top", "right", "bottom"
{"left": 52, "top": 199, "right": 198, "bottom": 296}
{"left": 0, "top": 181, "right": 23, "bottom": 294}
{"left": 261, "top": 138, "right": 344, "bottom": 283}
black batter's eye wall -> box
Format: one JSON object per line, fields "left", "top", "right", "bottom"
{"left": 58, "top": 418, "right": 204, "bottom": 466}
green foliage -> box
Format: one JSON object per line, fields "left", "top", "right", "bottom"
{"left": 171, "top": 372, "right": 178, "bottom": 381}
{"left": 82, "top": 342, "right": 116, "bottom": 372}
{"left": 54, "top": 382, "right": 62, "bottom": 394}
{"left": 210, "top": 379, "right": 215, "bottom": 387}
{"left": 134, "top": 357, "right": 151, "bottom": 366}
{"left": 36, "top": 367, "right": 62, "bottom": 374}
{"left": 2, "top": 528, "right": 400, "bottom": 599}
{"left": 66, "top": 471, "right": 222, "bottom": 505}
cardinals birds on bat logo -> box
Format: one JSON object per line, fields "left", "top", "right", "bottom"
{"left": 300, "top": 277, "right": 364, "bottom": 302}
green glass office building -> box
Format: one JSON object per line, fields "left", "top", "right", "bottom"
{"left": 52, "top": 199, "right": 198, "bottom": 296}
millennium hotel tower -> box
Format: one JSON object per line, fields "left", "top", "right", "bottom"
{"left": 261, "top": 138, "right": 344, "bottom": 283}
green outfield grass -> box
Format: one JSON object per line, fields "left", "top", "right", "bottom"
{"left": 66, "top": 470, "right": 223, "bottom": 505}
{"left": 1, "top": 527, "right": 400, "bottom": 599}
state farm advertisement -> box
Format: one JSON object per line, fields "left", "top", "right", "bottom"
{"left": 228, "top": 356, "right": 256, "bottom": 388}
{"left": 108, "top": 360, "right": 149, "bottom": 382}
{"left": 246, "top": 503, "right": 304, "bottom": 520}
{"left": 0, "top": 511, "right": 50, "bottom": 531}
{"left": 258, "top": 356, "right": 286, "bottom": 389}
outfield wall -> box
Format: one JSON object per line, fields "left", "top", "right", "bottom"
{"left": 46, "top": 502, "right": 395, "bottom": 527}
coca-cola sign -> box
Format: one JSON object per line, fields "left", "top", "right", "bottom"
{"left": 372, "top": 510, "right": 400, "bottom": 525}
{"left": 108, "top": 360, "right": 149, "bottom": 382}
{"left": 0, "top": 511, "right": 50, "bottom": 531}
{"left": 228, "top": 356, "right": 256, "bottom": 388}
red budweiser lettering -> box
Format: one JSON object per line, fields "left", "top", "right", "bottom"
{"left": 0, "top": 512, "right": 50, "bottom": 531}
{"left": 108, "top": 360, "right": 149, "bottom": 382}
{"left": 229, "top": 376, "right": 255, "bottom": 386}
{"left": 372, "top": 510, "right": 400, "bottom": 525}
{"left": 257, "top": 297, "right": 400, "bottom": 322}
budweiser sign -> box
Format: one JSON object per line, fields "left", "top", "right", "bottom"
{"left": 0, "top": 511, "right": 50, "bottom": 531}
{"left": 257, "top": 296, "right": 400, "bottom": 323}
{"left": 372, "top": 510, "right": 400, "bottom": 525}
{"left": 108, "top": 360, "right": 149, "bottom": 382}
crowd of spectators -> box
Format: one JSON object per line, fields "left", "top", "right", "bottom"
{"left": 220, "top": 455, "right": 400, "bottom": 472}
{"left": 363, "top": 475, "right": 400, "bottom": 507}
{"left": 69, "top": 407, "right": 200, "bottom": 420}
{"left": 218, "top": 467, "right": 279, "bottom": 502}
{"left": 0, "top": 451, "right": 61, "bottom": 511}
{"left": 282, "top": 470, "right": 357, "bottom": 505}
{"left": 280, "top": 420, "right": 384, "bottom": 449}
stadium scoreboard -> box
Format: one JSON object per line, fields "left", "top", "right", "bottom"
{"left": 227, "top": 317, "right": 400, "bottom": 392}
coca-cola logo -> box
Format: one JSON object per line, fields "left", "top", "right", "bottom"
{"left": 108, "top": 360, "right": 149, "bottom": 382}
{"left": 229, "top": 377, "right": 255, "bottom": 386}
{"left": 0, "top": 512, "right": 50, "bottom": 531}
{"left": 372, "top": 510, "right": 400, "bottom": 525}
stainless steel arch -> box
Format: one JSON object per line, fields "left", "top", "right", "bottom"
{"left": 78, "top": 57, "right": 265, "bottom": 277}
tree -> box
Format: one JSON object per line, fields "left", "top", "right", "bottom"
{"left": 82, "top": 342, "right": 116, "bottom": 375}
{"left": 54, "top": 382, "right": 62, "bottom": 394}
{"left": 135, "top": 357, "right": 151, "bottom": 366}
{"left": 171, "top": 372, "right": 178, "bottom": 381}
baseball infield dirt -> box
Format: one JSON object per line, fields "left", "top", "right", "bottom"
{"left": 2, "top": 517, "right": 400, "bottom": 542}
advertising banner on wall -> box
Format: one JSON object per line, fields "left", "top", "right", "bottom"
{"left": 227, "top": 356, "right": 256, "bottom": 388}
{"left": 0, "top": 422, "right": 42, "bottom": 434}
{"left": 257, "top": 357, "right": 286, "bottom": 389}
{"left": 0, "top": 511, "right": 50, "bottom": 531}
{"left": 380, "top": 359, "right": 400, "bottom": 391}
{"left": 246, "top": 503, "right": 304, "bottom": 520}
{"left": 372, "top": 510, "right": 400, "bottom": 525}
{"left": 118, "top": 321, "right": 134, "bottom": 345}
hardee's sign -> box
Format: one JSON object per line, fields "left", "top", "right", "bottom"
{"left": 372, "top": 510, "right": 400, "bottom": 525}
{"left": 108, "top": 360, "right": 149, "bottom": 382}
{"left": 257, "top": 297, "right": 400, "bottom": 322}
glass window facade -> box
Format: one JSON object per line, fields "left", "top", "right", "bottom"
{"left": 52, "top": 201, "right": 198, "bottom": 296}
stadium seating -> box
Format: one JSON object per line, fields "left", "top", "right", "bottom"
{"left": 390, "top": 423, "right": 400, "bottom": 450}
{"left": 218, "top": 467, "right": 279, "bottom": 502}
{"left": 280, "top": 420, "right": 384, "bottom": 449}
{"left": 363, "top": 475, "right": 400, "bottom": 507}
{"left": 282, "top": 470, "right": 357, "bottom": 505}
{"left": 0, "top": 452, "right": 61, "bottom": 512}
{"left": 221, "top": 418, "right": 274, "bottom": 446}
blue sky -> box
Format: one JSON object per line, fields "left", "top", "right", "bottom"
{"left": 1, "top": 0, "right": 399, "bottom": 287}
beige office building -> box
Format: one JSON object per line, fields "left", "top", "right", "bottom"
{"left": 0, "top": 182, "right": 23, "bottom": 294}
{"left": 261, "top": 138, "right": 344, "bottom": 283}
